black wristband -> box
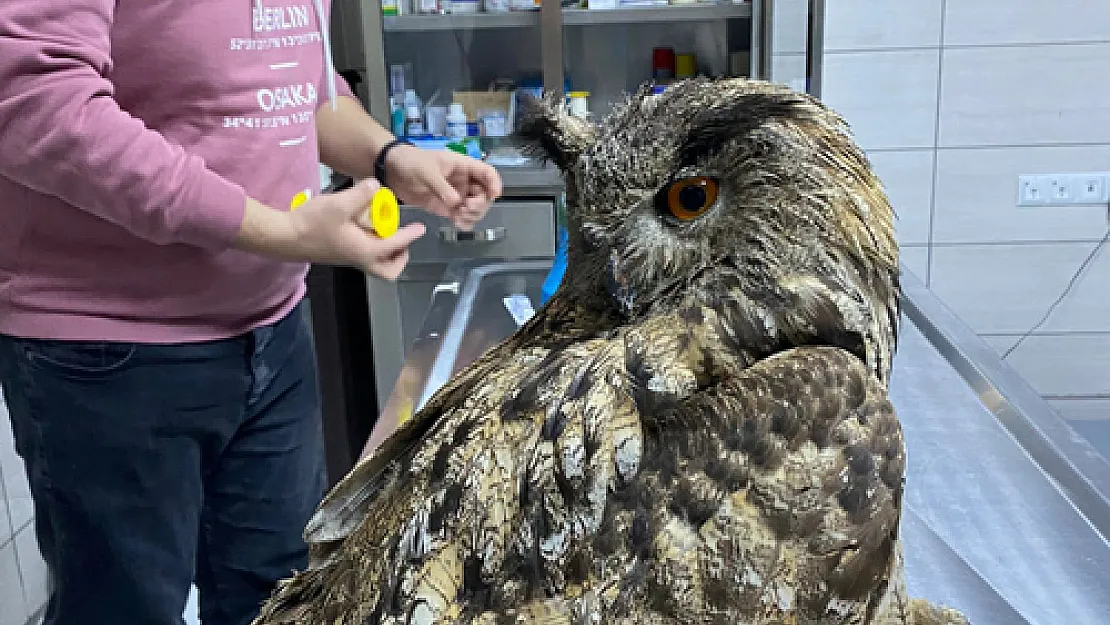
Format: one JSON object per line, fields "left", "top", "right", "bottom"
{"left": 373, "top": 138, "right": 414, "bottom": 188}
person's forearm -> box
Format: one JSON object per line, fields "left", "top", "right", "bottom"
{"left": 233, "top": 198, "right": 299, "bottom": 260}
{"left": 0, "top": 1, "right": 247, "bottom": 249}
{"left": 316, "top": 95, "right": 397, "bottom": 180}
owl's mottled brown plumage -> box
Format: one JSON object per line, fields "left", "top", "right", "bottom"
{"left": 251, "top": 78, "right": 969, "bottom": 625}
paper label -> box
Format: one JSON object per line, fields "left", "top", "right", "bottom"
{"left": 503, "top": 294, "right": 536, "bottom": 327}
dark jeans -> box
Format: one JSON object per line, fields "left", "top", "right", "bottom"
{"left": 0, "top": 302, "right": 326, "bottom": 625}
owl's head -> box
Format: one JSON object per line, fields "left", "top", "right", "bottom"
{"left": 520, "top": 78, "right": 900, "bottom": 381}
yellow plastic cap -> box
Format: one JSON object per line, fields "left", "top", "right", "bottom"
{"left": 290, "top": 190, "right": 310, "bottom": 212}
{"left": 369, "top": 187, "right": 400, "bottom": 239}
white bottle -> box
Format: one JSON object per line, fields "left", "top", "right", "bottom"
{"left": 445, "top": 103, "right": 468, "bottom": 139}
{"left": 405, "top": 104, "right": 425, "bottom": 137}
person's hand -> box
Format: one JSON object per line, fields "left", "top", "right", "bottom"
{"left": 385, "top": 146, "right": 503, "bottom": 230}
{"left": 287, "top": 180, "right": 425, "bottom": 279}
{"left": 235, "top": 180, "right": 425, "bottom": 280}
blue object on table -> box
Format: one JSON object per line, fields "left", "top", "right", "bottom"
{"left": 541, "top": 226, "right": 568, "bottom": 304}
{"left": 407, "top": 136, "right": 483, "bottom": 160}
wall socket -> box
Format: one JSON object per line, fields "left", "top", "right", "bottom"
{"left": 1018, "top": 172, "right": 1110, "bottom": 207}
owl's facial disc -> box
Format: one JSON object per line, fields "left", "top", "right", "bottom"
{"left": 599, "top": 173, "right": 723, "bottom": 317}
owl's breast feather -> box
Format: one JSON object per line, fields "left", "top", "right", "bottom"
{"left": 605, "top": 249, "right": 638, "bottom": 315}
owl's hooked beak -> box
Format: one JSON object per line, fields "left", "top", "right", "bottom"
{"left": 605, "top": 249, "right": 638, "bottom": 316}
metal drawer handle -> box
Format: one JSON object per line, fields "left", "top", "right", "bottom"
{"left": 438, "top": 226, "right": 506, "bottom": 244}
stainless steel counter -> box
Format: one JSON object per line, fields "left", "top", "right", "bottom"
{"left": 374, "top": 260, "right": 1110, "bottom": 625}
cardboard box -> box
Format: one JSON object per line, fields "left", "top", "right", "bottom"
{"left": 451, "top": 91, "right": 513, "bottom": 123}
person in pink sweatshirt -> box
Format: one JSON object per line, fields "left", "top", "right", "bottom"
{"left": 0, "top": 1, "right": 502, "bottom": 624}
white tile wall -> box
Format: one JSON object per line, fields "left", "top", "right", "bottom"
{"left": 821, "top": 0, "right": 1110, "bottom": 410}
{"left": 938, "top": 43, "right": 1110, "bottom": 148}
{"left": 929, "top": 242, "right": 1110, "bottom": 335}
{"left": 822, "top": 49, "right": 940, "bottom": 150}
{"left": 825, "top": 0, "right": 944, "bottom": 52}
{"left": 944, "top": 1, "right": 1110, "bottom": 47}
{"left": 980, "top": 334, "right": 1018, "bottom": 357}
{"left": 900, "top": 245, "right": 930, "bottom": 283}
{"left": 13, "top": 527, "right": 47, "bottom": 618}
{"left": 0, "top": 408, "right": 31, "bottom": 535}
{"left": 1, "top": 395, "right": 48, "bottom": 625}
{"left": 868, "top": 149, "right": 935, "bottom": 246}
{"left": 1, "top": 454, "right": 10, "bottom": 547}
{"left": 1049, "top": 398, "right": 1110, "bottom": 422}
{"left": 932, "top": 146, "right": 1110, "bottom": 244}
{"left": 0, "top": 541, "right": 26, "bottom": 625}
{"left": 994, "top": 334, "right": 1110, "bottom": 397}
{"left": 1022, "top": 242, "right": 1110, "bottom": 333}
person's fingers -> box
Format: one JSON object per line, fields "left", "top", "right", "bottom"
{"left": 348, "top": 222, "right": 422, "bottom": 280}
{"left": 459, "top": 194, "right": 489, "bottom": 226}
{"left": 473, "top": 161, "right": 503, "bottom": 199}
{"left": 348, "top": 221, "right": 423, "bottom": 257}
{"left": 378, "top": 221, "right": 425, "bottom": 248}
{"left": 371, "top": 248, "right": 410, "bottom": 281}
{"left": 336, "top": 179, "right": 381, "bottom": 220}
{"left": 424, "top": 167, "right": 464, "bottom": 213}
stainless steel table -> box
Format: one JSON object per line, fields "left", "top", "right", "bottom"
{"left": 375, "top": 259, "right": 1110, "bottom": 625}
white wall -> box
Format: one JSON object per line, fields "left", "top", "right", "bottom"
{"left": 817, "top": 0, "right": 1110, "bottom": 423}
{"left": 0, "top": 395, "right": 48, "bottom": 625}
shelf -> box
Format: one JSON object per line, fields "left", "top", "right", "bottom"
{"left": 563, "top": 3, "right": 752, "bottom": 25}
{"left": 383, "top": 12, "right": 540, "bottom": 31}
{"left": 382, "top": 3, "right": 751, "bottom": 32}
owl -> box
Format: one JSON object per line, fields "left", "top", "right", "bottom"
{"left": 251, "top": 77, "right": 969, "bottom": 625}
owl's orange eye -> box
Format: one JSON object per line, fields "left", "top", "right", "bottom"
{"left": 661, "top": 176, "right": 719, "bottom": 222}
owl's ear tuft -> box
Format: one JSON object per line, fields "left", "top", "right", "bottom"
{"left": 516, "top": 92, "right": 595, "bottom": 171}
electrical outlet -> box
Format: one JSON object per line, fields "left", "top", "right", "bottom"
{"left": 1018, "top": 172, "right": 1110, "bottom": 207}
{"left": 1078, "top": 175, "right": 1107, "bottom": 204}
{"left": 1018, "top": 175, "right": 1048, "bottom": 206}
{"left": 1049, "top": 177, "right": 1072, "bottom": 202}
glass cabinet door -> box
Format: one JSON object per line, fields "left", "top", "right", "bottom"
{"left": 333, "top": 0, "right": 546, "bottom": 166}
{"left": 557, "top": 2, "right": 758, "bottom": 121}
{"left": 329, "top": 0, "right": 821, "bottom": 147}
{"left": 554, "top": 0, "right": 820, "bottom": 122}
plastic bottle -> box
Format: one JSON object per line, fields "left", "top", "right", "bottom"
{"left": 567, "top": 91, "right": 589, "bottom": 118}
{"left": 446, "top": 103, "right": 468, "bottom": 139}
{"left": 404, "top": 104, "right": 425, "bottom": 137}
{"left": 390, "top": 95, "right": 406, "bottom": 137}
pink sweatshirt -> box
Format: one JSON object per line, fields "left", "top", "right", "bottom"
{"left": 0, "top": 0, "right": 354, "bottom": 343}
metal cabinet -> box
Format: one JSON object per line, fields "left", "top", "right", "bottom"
{"left": 400, "top": 200, "right": 555, "bottom": 264}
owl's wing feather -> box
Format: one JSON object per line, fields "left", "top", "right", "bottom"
{"left": 538, "top": 336, "right": 912, "bottom": 624}
{"left": 252, "top": 301, "right": 922, "bottom": 625}
{"left": 302, "top": 341, "right": 509, "bottom": 549}
{"left": 301, "top": 293, "right": 609, "bottom": 551}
